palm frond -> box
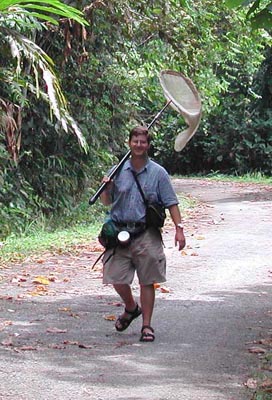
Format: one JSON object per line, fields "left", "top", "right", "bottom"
{"left": 0, "top": 0, "right": 89, "bottom": 152}
{"left": 2, "top": 26, "right": 88, "bottom": 151}
{"left": 0, "top": 0, "right": 88, "bottom": 26}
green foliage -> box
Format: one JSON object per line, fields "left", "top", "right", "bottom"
{"left": 0, "top": 223, "right": 100, "bottom": 265}
{"left": 0, "top": 0, "right": 88, "bottom": 25}
{"left": 0, "top": 0, "right": 88, "bottom": 157}
{"left": 225, "top": 0, "right": 272, "bottom": 31}
{"left": 1, "top": 0, "right": 272, "bottom": 240}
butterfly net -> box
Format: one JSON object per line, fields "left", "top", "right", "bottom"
{"left": 159, "top": 70, "right": 202, "bottom": 151}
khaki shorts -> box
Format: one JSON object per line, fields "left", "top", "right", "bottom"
{"left": 102, "top": 228, "right": 166, "bottom": 285}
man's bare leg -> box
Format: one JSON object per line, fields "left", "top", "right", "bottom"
{"left": 140, "top": 284, "right": 155, "bottom": 340}
{"left": 113, "top": 283, "right": 136, "bottom": 311}
{"left": 113, "top": 284, "right": 140, "bottom": 331}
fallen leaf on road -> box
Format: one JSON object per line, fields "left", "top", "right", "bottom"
{"left": 49, "top": 344, "right": 66, "bottom": 349}
{"left": 244, "top": 378, "right": 258, "bottom": 389}
{"left": 160, "top": 287, "right": 170, "bottom": 293}
{"left": 46, "top": 327, "right": 67, "bottom": 334}
{"left": 28, "top": 285, "right": 49, "bottom": 296}
{"left": 63, "top": 340, "right": 92, "bottom": 349}
{"left": 103, "top": 315, "right": 116, "bottom": 321}
{"left": 0, "top": 295, "right": 13, "bottom": 300}
{"left": 107, "top": 302, "right": 122, "bottom": 307}
{"left": 78, "top": 343, "right": 92, "bottom": 349}
{"left": 0, "top": 320, "right": 13, "bottom": 331}
{"left": 195, "top": 235, "right": 205, "bottom": 240}
{"left": 63, "top": 340, "right": 78, "bottom": 345}
{"left": 11, "top": 275, "right": 27, "bottom": 283}
{"left": 58, "top": 307, "right": 71, "bottom": 312}
{"left": 19, "top": 346, "right": 37, "bottom": 351}
{"left": 190, "top": 252, "right": 199, "bottom": 256}
{"left": 260, "top": 379, "right": 272, "bottom": 390}
{"left": 33, "top": 276, "right": 50, "bottom": 285}
{"left": 1, "top": 336, "right": 13, "bottom": 346}
{"left": 259, "top": 338, "right": 272, "bottom": 346}
{"left": 248, "top": 346, "right": 266, "bottom": 354}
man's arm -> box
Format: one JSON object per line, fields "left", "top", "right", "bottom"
{"left": 100, "top": 177, "right": 113, "bottom": 206}
{"left": 168, "top": 204, "right": 186, "bottom": 251}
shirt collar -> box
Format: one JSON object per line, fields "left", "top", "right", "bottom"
{"left": 124, "top": 158, "right": 150, "bottom": 174}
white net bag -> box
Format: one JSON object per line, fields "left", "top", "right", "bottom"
{"left": 159, "top": 70, "right": 202, "bottom": 151}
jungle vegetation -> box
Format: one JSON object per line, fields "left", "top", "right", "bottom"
{"left": 0, "top": 0, "right": 272, "bottom": 239}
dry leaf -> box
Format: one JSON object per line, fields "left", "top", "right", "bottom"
{"left": 160, "top": 287, "right": 170, "bottom": 293}
{"left": 46, "top": 327, "right": 67, "bottom": 334}
{"left": 78, "top": 343, "right": 92, "bottom": 349}
{"left": 260, "top": 379, "right": 272, "bottom": 389}
{"left": 36, "top": 259, "right": 45, "bottom": 264}
{"left": 153, "top": 283, "right": 160, "bottom": 289}
{"left": 1, "top": 336, "right": 13, "bottom": 346}
{"left": 107, "top": 302, "right": 122, "bottom": 307}
{"left": 0, "top": 295, "right": 13, "bottom": 300}
{"left": 0, "top": 320, "right": 13, "bottom": 331}
{"left": 244, "top": 378, "right": 258, "bottom": 389}
{"left": 19, "top": 346, "right": 37, "bottom": 351}
{"left": 190, "top": 252, "right": 199, "bottom": 256}
{"left": 63, "top": 340, "right": 78, "bottom": 345}
{"left": 181, "top": 250, "right": 187, "bottom": 256}
{"left": 33, "top": 276, "right": 50, "bottom": 285}
{"left": 28, "top": 285, "right": 49, "bottom": 296}
{"left": 49, "top": 344, "right": 66, "bottom": 349}
{"left": 248, "top": 346, "right": 266, "bottom": 354}
{"left": 195, "top": 235, "right": 205, "bottom": 240}
{"left": 259, "top": 338, "right": 272, "bottom": 346}
{"left": 103, "top": 315, "right": 116, "bottom": 321}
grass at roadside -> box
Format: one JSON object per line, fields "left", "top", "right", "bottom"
{"left": 200, "top": 171, "right": 272, "bottom": 185}
{"left": 0, "top": 224, "right": 101, "bottom": 267}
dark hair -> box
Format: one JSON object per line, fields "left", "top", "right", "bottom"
{"left": 129, "top": 126, "right": 152, "bottom": 144}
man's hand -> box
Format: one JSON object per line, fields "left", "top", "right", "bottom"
{"left": 100, "top": 176, "right": 113, "bottom": 205}
{"left": 175, "top": 227, "right": 186, "bottom": 251}
{"left": 168, "top": 204, "right": 186, "bottom": 251}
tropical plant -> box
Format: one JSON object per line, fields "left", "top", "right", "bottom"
{"left": 0, "top": 0, "right": 88, "bottom": 163}
{"left": 225, "top": 0, "right": 272, "bottom": 31}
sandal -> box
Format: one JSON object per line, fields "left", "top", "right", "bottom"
{"left": 115, "top": 303, "right": 142, "bottom": 332}
{"left": 140, "top": 325, "right": 155, "bottom": 342}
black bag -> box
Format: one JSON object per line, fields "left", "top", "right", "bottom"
{"left": 146, "top": 203, "right": 166, "bottom": 228}
{"left": 131, "top": 171, "right": 166, "bottom": 229}
{"left": 98, "top": 219, "right": 120, "bottom": 249}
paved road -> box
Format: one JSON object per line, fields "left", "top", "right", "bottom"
{"left": 0, "top": 179, "right": 271, "bottom": 400}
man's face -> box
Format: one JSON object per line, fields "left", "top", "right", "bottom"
{"left": 129, "top": 134, "right": 150, "bottom": 156}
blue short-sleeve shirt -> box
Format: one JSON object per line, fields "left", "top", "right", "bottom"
{"left": 109, "top": 158, "right": 178, "bottom": 223}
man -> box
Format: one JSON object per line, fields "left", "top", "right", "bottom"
{"left": 100, "top": 126, "right": 185, "bottom": 342}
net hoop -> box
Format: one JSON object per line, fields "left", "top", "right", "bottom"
{"left": 159, "top": 70, "right": 202, "bottom": 151}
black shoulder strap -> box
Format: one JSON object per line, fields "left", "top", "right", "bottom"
{"left": 131, "top": 170, "right": 148, "bottom": 206}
